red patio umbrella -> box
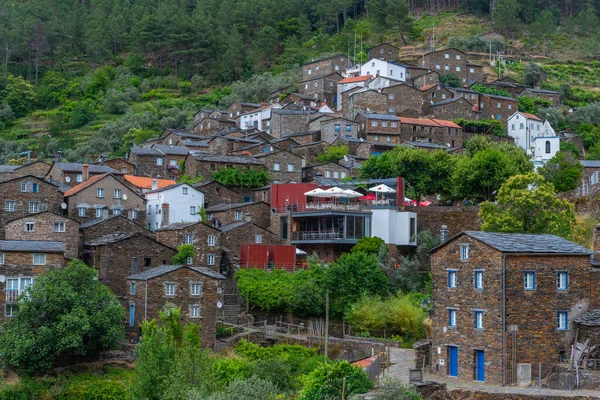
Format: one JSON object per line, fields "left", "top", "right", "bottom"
{"left": 359, "top": 193, "right": 376, "bottom": 201}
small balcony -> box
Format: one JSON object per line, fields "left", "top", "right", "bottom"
{"left": 5, "top": 290, "right": 19, "bottom": 303}
{"left": 290, "top": 214, "right": 371, "bottom": 244}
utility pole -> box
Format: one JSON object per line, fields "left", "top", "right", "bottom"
{"left": 431, "top": 22, "right": 435, "bottom": 52}
{"left": 324, "top": 289, "right": 329, "bottom": 362}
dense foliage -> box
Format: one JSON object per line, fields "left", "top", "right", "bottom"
{"left": 213, "top": 167, "right": 270, "bottom": 188}
{"left": 538, "top": 151, "right": 583, "bottom": 192}
{"left": 299, "top": 361, "right": 373, "bottom": 400}
{"left": 317, "top": 145, "right": 349, "bottom": 163}
{"left": 0, "top": 260, "right": 124, "bottom": 373}
{"left": 480, "top": 173, "right": 576, "bottom": 239}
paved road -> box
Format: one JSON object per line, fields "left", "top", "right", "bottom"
{"left": 386, "top": 347, "right": 416, "bottom": 384}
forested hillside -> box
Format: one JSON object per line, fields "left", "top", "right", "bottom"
{"left": 1, "top": 0, "right": 600, "bottom": 163}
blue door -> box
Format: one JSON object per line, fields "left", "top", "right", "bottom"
{"left": 129, "top": 304, "right": 135, "bottom": 327}
{"left": 475, "top": 350, "right": 485, "bottom": 382}
{"left": 448, "top": 346, "right": 458, "bottom": 377}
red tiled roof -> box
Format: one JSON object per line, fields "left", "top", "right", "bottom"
{"left": 339, "top": 75, "right": 372, "bottom": 84}
{"left": 399, "top": 117, "right": 462, "bottom": 129}
{"left": 520, "top": 112, "right": 542, "bottom": 121}
{"left": 432, "top": 119, "right": 463, "bottom": 129}
{"left": 420, "top": 83, "right": 438, "bottom": 91}
{"left": 64, "top": 174, "right": 108, "bottom": 197}
{"left": 124, "top": 175, "right": 176, "bottom": 189}
{"left": 353, "top": 355, "right": 379, "bottom": 368}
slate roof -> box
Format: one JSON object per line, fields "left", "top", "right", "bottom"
{"left": 0, "top": 240, "right": 64, "bottom": 253}
{"left": 129, "top": 147, "right": 163, "bottom": 155}
{"left": 219, "top": 221, "right": 250, "bottom": 232}
{"left": 403, "top": 141, "right": 449, "bottom": 149}
{"left": 580, "top": 160, "right": 600, "bottom": 168}
{"left": 180, "top": 140, "right": 209, "bottom": 147}
{"left": 80, "top": 214, "right": 129, "bottom": 228}
{"left": 127, "top": 265, "right": 225, "bottom": 280}
{"left": 272, "top": 109, "right": 317, "bottom": 115}
{"left": 152, "top": 144, "right": 191, "bottom": 155}
{"left": 55, "top": 162, "right": 118, "bottom": 174}
{"left": 446, "top": 231, "right": 593, "bottom": 255}
{"left": 188, "top": 152, "right": 262, "bottom": 165}
{"left": 85, "top": 232, "right": 136, "bottom": 246}
{"left": 156, "top": 221, "right": 200, "bottom": 231}
{"left": 574, "top": 309, "right": 600, "bottom": 326}
{"left": 523, "top": 88, "right": 559, "bottom": 94}
{"left": 0, "top": 165, "right": 18, "bottom": 173}
{"left": 360, "top": 113, "right": 400, "bottom": 121}
{"left": 206, "top": 202, "right": 257, "bottom": 212}
{"left": 432, "top": 97, "right": 469, "bottom": 106}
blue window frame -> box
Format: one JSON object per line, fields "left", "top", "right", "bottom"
{"left": 448, "top": 309, "right": 457, "bottom": 327}
{"left": 31, "top": 183, "right": 38, "bottom": 193}
{"left": 557, "top": 271, "right": 568, "bottom": 291}
{"left": 557, "top": 311, "right": 568, "bottom": 330}
{"left": 524, "top": 271, "right": 536, "bottom": 290}
{"left": 474, "top": 271, "right": 483, "bottom": 289}
{"left": 334, "top": 124, "right": 341, "bottom": 131}
{"left": 474, "top": 311, "right": 484, "bottom": 329}
{"left": 448, "top": 271, "right": 457, "bottom": 288}
{"left": 130, "top": 282, "right": 135, "bottom": 295}
{"left": 497, "top": 114, "right": 501, "bottom": 120}
{"left": 345, "top": 124, "right": 352, "bottom": 132}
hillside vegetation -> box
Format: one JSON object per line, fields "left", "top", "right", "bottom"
{"left": 2, "top": 0, "right": 600, "bottom": 163}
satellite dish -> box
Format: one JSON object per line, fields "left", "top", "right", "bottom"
{"left": 217, "top": 301, "right": 223, "bottom": 309}
{"left": 65, "top": 176, "right": 71, "bottom": 183}
{"left": 123, "top": 194, "right": 128, "bottom": 200}
{"left": 60, "top": 202, "right": 67, "bottom": 210}
{"left": 343, "top": 155, "right": 348, "bottom": 162}
{"left": 0, "top": 276, "right": 5, "bottom": 283}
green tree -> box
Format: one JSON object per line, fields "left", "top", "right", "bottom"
{"left": 352, "top": 236, "right": 387, "bottom": 255}
{"left": 0, "top": 74, "right": 37, "bottom": 118}
{"left": 493, "top": 0, "right": 522, "bottom": 37}
{"left": 479, "top": 173, "right": 576, "bottom": 239}
{"left": 0, "top": 260, "right": 124, "bottom": 373}
{"left": 538, "top": 151, "right": 583, "bottom": 192}
{"left": 317, "top": 145, "right": 349, "bottom": 163}
{"left": 559, "top": 142, "right": 580, "bottom": 158}
{"left": 299, "top": 361, "right": 372, "bottom": 400}
{"left": 438, "top": 73, "right": 461, "bottom": 88}
{"left": 172, "top": 244, "right": 195, "bottom": 264}
{"left": 523, "top": 62, "right": 545, "bottom": 88}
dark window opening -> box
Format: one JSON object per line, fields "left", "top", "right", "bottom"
{"left": 131, "top": 258, "right": 138, "bottom": 274}
{"left": 144, "top": 258, "right": 151, "bottom": 267}
{"left": 280, "top": 216, "right": 289, "bottom": 240}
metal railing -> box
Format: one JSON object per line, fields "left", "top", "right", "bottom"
{"left": 291, "top": 230, "right": 346, "bottom": 241}
{"left": 239, "top": 263, "right": 309, "bottom": 272}
{"left": 272, "top": 202, "right": 364, "bottom": 213}
{"left": 5, "top": 290, "right": 19, "bottom": 303}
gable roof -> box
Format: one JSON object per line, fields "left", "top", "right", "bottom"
{"left": 127, "top": 265, "right": 225, "bottom": 281}
{"left": 0, "top": 165, "right": 18, "bottom": 173}
{"left": 151, "top": 144, "right": 191, "bottom": 156}
{"left": 54, "top": 162, "right": 118, "bottom": 174}
{"left": 80, "top": 213, "right": 148, "bottom": 229}
{"left": 518, "top": 112, "right": 542, "bottom": 121}
{"left": 339, "top": 75, "right": 372, "bottom": 84}
{"left": 145, "top": 182, "right": 199, "bottom": 194}
{"left": 432, "top": 231, "right": 593, "bottom": 255}
{"left": 0, "top": 240, "right": 64, "bottom": 253}
{"left": 64, "top": 174, "right": 109, "bottom": 197}
{"left": 188, "top": 152, "right": 262, "bottom": 165}
{"left": 359, "top": 113, "right": 400, "bottom": 121}
{"left": 85, "top": 232, "right": 137, "bottom": 246}
{"left": 206, "top": 201, "right": 265, "bottom": 213}
{"left": 124, "top": 175, "right": 176, "bottom": 190}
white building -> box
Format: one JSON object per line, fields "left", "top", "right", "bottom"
{"left": 360, "top": 59, "right": 407, "bottom": 82}
{"left": 145, "top": 183, "right": 205, "bottom": 230}
{"left": 507, "top": 112, "right": 559, "bottom": 168}
{"left": 336, "top": 75, "right": 372, "bottom": 111}
{"left": 370, "top": 207, "right": 417, "bottom": 246}
{"left": 532, "top": 121, "right": 560, "bottom": 169}
{"left": 238, "top": 104, "right": 281, "bottom": 132}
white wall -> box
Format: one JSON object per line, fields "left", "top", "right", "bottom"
{"left": 507, "top": 113, "right": 544, "bottom": 151}
{"left": 370, "top": 208, "right": 417, "bottom": 246}
{"left": 145, "top": 184, "right": 204, "bottom": 230}
{"left": 360, "top": 59, "right": 406, "bottom": 82}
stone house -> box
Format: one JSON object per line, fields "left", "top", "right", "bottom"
{"left": 355, "top": 113, "right": 400, "bottom": 139}
{"left": 80, "top": 214, "right": 153, "bottom": 243}
{"left": 477, "top": 94, "right": 518, "bottom": 125}
{"left": 283, "top": 131, "right": 322, "bottom": 146}
{"left": 347, "top": 89, "right": 388, "bottom": 120}
{"left": 0, "top": 175, "right": 64, "bottom": 239}
{"left": 126, "top": 265, "right": 225, "bottom": 348}
{"left": 381, "top": 84, "right": 424, "bottom": 116}
{"left": 193, "top": 117, "right": 236, "bottom": 135}
{"left": 226, "top": 102, "right": 261, "bottom": 120}
{"left": 183, "top": 152, "right": 264, "bottom": 180}
{"left": 206, "top": 201, "right": 271, "bottom": 230}
{"left": 219, "top": 221, "right": 278, "bottom": 267}
{"left": 0, "top": 240, "right": 66, "bottom": 321}
{"left": 238, "top": 104, "right": 281, "bottom": 132}
{"left": 64, "top": 173, "right": 145, "bottom": 224}
{"left": 84, "top": 232, "right": 176, "bottom": 305}
{"left": 270, "top": 109, "right": 316, "bottom": 138}
{"left": 298, "top": 73, "right": 343, "bottom": 106}
{"left": 399, "top": 117, "right": 464, "bottom": 148}
{"left": 11, "top": 161, "right": 52, "bottom": 179}
{"left": 5, "top": 212, "right": 80, "bottom": 260}
{"left": 519, "top": 88, "right": 560, "bottom": 107}
{"left": 336, "top": 76, "right": 373, "bottom": 111}
{"left": 158, "top": 129, "right": 205, "bottom": 146}
{"left": 278, "top": 93, "right": 318, "bottom": 108}
{"left": 46, "top": 162, "right": 119, "bottom": 187}
{"left": 418, "top": 48, "right": 484, "bottom": 86}
{"left": 100, "top": 158, "right": 135, "bottom": 175}
{"left": 266, "top": 86, "right": 294, "bottom": 105}
{"left": 145, "top": 183, "right": 205, "bottom": 231}
{"left": 451, "top": 88, "right": 480, "bottom": 105}
{"left": 127, "top": 145, "right": 190, "bottom": 180}
{"left": 429, "top": 97, "right": 477, "bottom": 120}
{"left": 178, "top": 140, "right": 210, "bottom": 151}
{"left": 302, "top": 162, "right": 352, "bottom": 182}
{"left": 406, "top": 68, "right": 439, "bottom": 89}
{"left": 421, "top": 83, "right": 454, "bottom": 112}
{"left": 309, "top": 117, "right": 359, "bottom": 144}
{"left": 290, "top": 141, "right": 332, "bottom": 164}
{"left": 301, "top": 54, "right": 348, "bottom": 81}
{"left": 193, "top": 181, "right": 243, "bottom": 208}
{"left": 254, "top": 150, "right": 304, "bottom": 183}
{"left": 430, "top": 231, "right": 594, "bottom": 385}
{"left": 267, "top": 137, "right": 301, "bottom": 152}
{"left": 207, "top": 136, "right": 262, "bottom": 155}
{"left": 155, "top": 221, "right": 222, "bottom": 270}
{"left": 368, "top": 43, "right": 400, "bottom": 62}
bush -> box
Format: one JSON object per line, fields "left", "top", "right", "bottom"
{"left": 317, "top": 145, "right": 349, "bottom": 163}
{"left": 0, "top": 260, "right": 124, "bottom": 373}
{"left": 355, "top": 377, "right": 422, "bottom": 400}
{"left": 299, "top": 361, "right": 372, "bottom": 400}
{"left": 205, "top": 376, "right": 279, "bottom": 400}
{"left": 71, "top": 101, "right": 96, "bottom": 128}
{"left": 58, "top": 379, "right": 129, "bottom": 400}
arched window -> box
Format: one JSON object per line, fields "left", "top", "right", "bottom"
{"left": 545, "top": 141, "right": 551, "bottom": 154}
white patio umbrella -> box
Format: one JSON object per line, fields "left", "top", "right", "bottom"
{"left": 304, "top": 188, "right": 326, "bottom": 197}
{"left": 368, "top": 184, "right": 396, "bottom": 201}
{"left": 342, "top": 189, "right": 363, "bottom": 198}
{"left": 322, "top": 186, "right": 348, "bottom": 197}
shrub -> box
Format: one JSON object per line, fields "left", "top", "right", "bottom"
{"left": 205, "top": 376, "right": 279, "bottom": 400}
{"left": 355, "top": 377, "right": 422, "bottom": 400}
{"left": 0, "top": 260, "right": 124, "bottom": 373}
{"left": 317, "top": 145, "right": 349, "bottom": 163}
{"left": 299, "top": 361, "right": 372, "bottom": 400}
{"left": 58, "top": 379, "right": 129, "bottom": 400}
{"left": 71, "top": 101, "right": 96, "bottom": 128}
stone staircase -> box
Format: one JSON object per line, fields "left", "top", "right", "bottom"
{"left": 221, "top": 278, "right": 241, "bottom": 325}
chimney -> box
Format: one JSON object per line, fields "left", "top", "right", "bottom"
{"left": 82, "top": 164, "right": 90, "bottom": 182}
{"left": 54, "top": 151, "right": 63, "bottom": 163}
{"left": 440, "top": 225, "right": 449, "bottom": 244}
{"left": 99, "top": 154, "right": 106, "bottom": 165}
{"left": 151, "top": 180, "right": 158, "bottom": 191}
{"left": 161, "top": 203, "right": 170, "bottom": 227}
{"left": 245, "top": 213, "right": 251, "bottom": 222}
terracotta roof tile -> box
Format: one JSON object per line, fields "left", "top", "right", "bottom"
{"left": 339, "top": 75, "right": 372, "bottom": 84}
{"left": 124, "top": 175, "right": 176, "bottom": 189}
{"left": 64, "top": 174, "right": 108, "bottom": 197}
{"left": 519, "top": 112, "right": 542, "bottom": 121}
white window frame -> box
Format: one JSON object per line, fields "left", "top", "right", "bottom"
{"left": 255, "top": 234, "right": 262, "bottom": 244}
{"left": 184, "top": 233, "right": 193, "bottom": 244}
{"left": 190, "top": 206, "right": 197, "bottom": 215}
{"left": 28, "top": 202, "right": 40, "bottom": 213}
{"left": 287, "top": 164, "right": 294, "bottom": 172}
{"left": 235, "top": 210, "right": 243, "bottom": 220}
{"left": 32, "top": 253, "right": 46, "bottom": 265}
{"left": 474, "top": 311, "right": 484, "bottom": 329}
{"left": 190, "top": 305, "right": 200, "bottom": 318}
{"left": 20, "top": 182, "right": 27, "bottom": 192}
{"left": 25, "top": 222, "right": 35, "bottom": 232}
{"left": 460, "top": 244, "right": 469, "bottom": 260}
{"left": 165, "top": 283, "right": 176, "bottom": 296}
{"left": 54, "top": 222, "right": 66, "bottom": 233}
{"left": 96, "top": 188, "right": 104, "bottom": 198}
{"left": 557, "top": 271, "right": 568, "bottom": 291}
{"left": 448, "top": 309, "right": 457, "bottom": 327}
{"left": 208, "top": 254, "right": 215, "bottom": 265}
{"left": 76, "top": 174, "right": 83, "bottom": 183}
{"left": 557, "top": 311, "right": 569, "bottom": 330}
{"left": 113, "top": 189, "right": 122, "bottom": 199}
{"left": 96, "top": 208, "right": 103, "bottom": 218}
{"left": 208, "top": 235, "right": 216, "bottom": 247}
{"left": 5, "top": 200, "right": 15, "bottom": 212}
{"left": 78, "top": 207, "right": 86, "bottom": 217}
{"left": 524, "top": 271, "right": 536, "bottom": 290}
{"left": 186, "top": 256, "right": 193, "bottom": 265}
{"left": 448, "top": 270, "right": 457, "bottom": 288}
{"left": 474, "top": 271, "right": 483, "bottom": 289}
{"left": 156, "top": 157, "right": 164, "bottom": 166}
{"left": 131, "top": 210, "right": 138, "bottom": 219}
{"left": 273, "top": 162, "right": 280, "bottom": 172}
{"left": 191, "top": 283, "right": 202, "bottom": 296}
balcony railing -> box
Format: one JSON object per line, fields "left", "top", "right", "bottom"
{"left": 273, "top": 202, "right": 364, "bottom": 213}
{"left": 291, "top": 230, "right": 346, "bottom": 241}
{"left": 5, "top": 290, "right": 19, "bottom": 303}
